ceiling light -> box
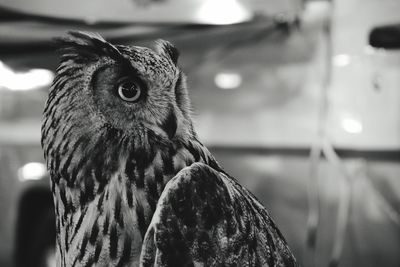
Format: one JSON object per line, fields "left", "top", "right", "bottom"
{"left": 214, "top": 72, "right": 242, "bottom": 90}
{"left": 196, "top": 0, "right": 251, "bottom": 25}
{"left": 18, "top": 162, "right": 47, "bottom": 182}
{"left": 341, "top": 117, "right": 363, "bottom": 134}
{"left": 0, "top": 61, "right": 54, "bottom": 91}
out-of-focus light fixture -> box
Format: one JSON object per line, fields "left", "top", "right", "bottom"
{"left": 0, "top": 61, "right": 54, "bottom": 91}
{"left": 341, "top": 117, "right": 363, "bottom": 134}
{"left": 214, "top": 72, "right": 242, "bottom": 90}
{"left": 18, "top": 162, "right": 47, "bottom": 182}
{"left": 333, "top": 54, "right": 351, "bottom": 67}
{"left": 196, "top": 0, "right": 251, "bottom": 25}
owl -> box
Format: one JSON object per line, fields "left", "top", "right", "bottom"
{"left": 41, "top": 31, "right": 298, "bottom": 267}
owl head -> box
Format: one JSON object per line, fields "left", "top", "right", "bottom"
{"left": 42, "top": 31, "right": 194, "bottom": 183}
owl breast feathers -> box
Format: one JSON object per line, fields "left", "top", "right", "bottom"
{"left": 41, "top": 31, "right": 298, "bottom": 267}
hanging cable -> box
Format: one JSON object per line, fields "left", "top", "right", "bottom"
{"left": 305, "top": 139, "right": 322, "bottom": 267}
{"left": 323, "top": 140, "right": 354, "bottom": 267}
{"left": 305, "top": 1, "right": 334, "bottom": 266}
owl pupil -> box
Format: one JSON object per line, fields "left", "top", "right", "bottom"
{"left": 122, "top": 84, "right": 137, "bottom": 97}
{"left": 118, "top": 80, "right": 141, "bottom": 102}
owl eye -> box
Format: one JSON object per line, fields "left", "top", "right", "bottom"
{"left": 117, "top": 79, "right": 141, "bottom": 102}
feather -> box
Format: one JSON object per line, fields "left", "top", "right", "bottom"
{"left": 140, "top": 163, "right": 298, "bottom": 267}
{"left": 54, "top": 31, "right": 123, "bottom": 61}
{"left": 155, "top": 39, "right": 180, "bottom": 66}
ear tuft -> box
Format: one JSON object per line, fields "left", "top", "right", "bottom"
{"left": 54, "top": 31, "right": 122, "bottom": 60}
{"left": 155, "top": 39, "right": 179, "bottom": 66}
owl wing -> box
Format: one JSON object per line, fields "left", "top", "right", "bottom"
{"left": 139, "top": 162, "right": 298, "bottom": 267}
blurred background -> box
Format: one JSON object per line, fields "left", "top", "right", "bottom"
{"left": 0, "top": 0, "right": 400, "bottom": 266}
